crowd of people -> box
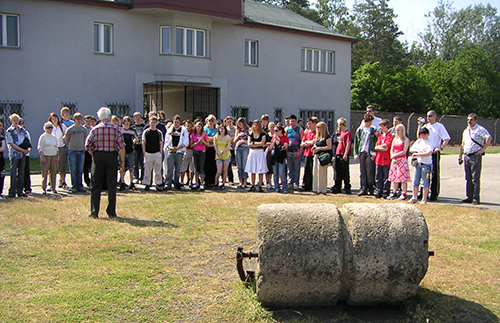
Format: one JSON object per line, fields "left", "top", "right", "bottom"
{"left": 0, "top": 105, "right": 493, "bottom": 207}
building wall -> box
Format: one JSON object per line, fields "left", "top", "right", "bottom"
{"left": 0, "top": 0, "right": 353, "bottom": 157}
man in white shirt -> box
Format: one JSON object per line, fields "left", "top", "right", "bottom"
{"left": 359, "top": 105, "right": 382, "bottom": 131}
{"left": 458, "top": 113, "right": 492, "bottom": 205}
{"left": 417, "top": 110, "right": 450, "bottom": 201}
{"left": 165, "top": 115, "right": 189, "bottom": 190}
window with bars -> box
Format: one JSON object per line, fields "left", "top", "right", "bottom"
{"left": 61, "top": 102, "right": 78, "bottom": 115}
{"left": 301, "top": 47, "right": 335, "bottom": 74}
{"left": 299, "top": 109, "right": 336, "bottom": 134}
{"left": 0, "top": 13, "right": 19, "bottom": 48}
{"left": 107, "top": 102, "right": 130, "bottom": 118}
{"left": 274, "top": 107, "right": 283, "bottom": 124}
{"left": 185, "top": 86, "right": 219, "bottom": 121}
{"left": 0, "top": 100, "right": 24, "bottom": 126}
{"left": 231, "top": 106, "right": 250, "bottom": 121}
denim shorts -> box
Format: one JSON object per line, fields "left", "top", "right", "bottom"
{"left": 124, "top": 152, "right": 135, "bottom": 171}
{"left": 216, "top": 157, "right": 231, "bottom": 165}
{"left": 413, "top": 163, "right": 432, "bottom": 188}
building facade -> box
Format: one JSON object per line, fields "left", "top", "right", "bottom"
{"left": 1, "top": 0, "right": 356, "bottom": 155}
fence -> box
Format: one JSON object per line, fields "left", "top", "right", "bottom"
{"left": 350, "top": 111, "right": 500, "bottom": 145}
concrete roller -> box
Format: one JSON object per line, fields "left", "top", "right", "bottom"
{"left": 255, "top": 203, "right": 430, "bottom": 307}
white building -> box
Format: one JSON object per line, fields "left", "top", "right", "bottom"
{"left": 0, "top": 0, "right": 356, "bottom": 154}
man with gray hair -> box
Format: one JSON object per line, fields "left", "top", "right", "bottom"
{"left": 85, "top": 107, "right": 125, "bottom": 219}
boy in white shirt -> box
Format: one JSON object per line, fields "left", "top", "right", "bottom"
{"left": 409, "top": 128, "right": 433, "bottom": 204}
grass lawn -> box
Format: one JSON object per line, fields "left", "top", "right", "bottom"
{"left": 0, "top": 192, "right": 499, "bottom": 322}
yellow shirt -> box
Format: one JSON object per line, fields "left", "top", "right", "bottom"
{"left": 215, "top": 134, "right": 231, "bottom": 160}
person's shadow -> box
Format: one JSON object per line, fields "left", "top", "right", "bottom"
{"left": 269, "top": 288, "right": 499, "bottom": 323}
{"left": 105, "top": 216, "right": 178, "bottom": 228}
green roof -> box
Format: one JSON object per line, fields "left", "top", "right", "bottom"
{"left": 244, "top": 1, "right": 356, "bottom": 41}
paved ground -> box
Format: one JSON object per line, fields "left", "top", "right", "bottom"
{"left": 6, "top": 154, "right": 500, "bottom": 211}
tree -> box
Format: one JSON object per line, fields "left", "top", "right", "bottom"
{"left": 419, "top": 0, "right": 500, "bottom": 70}
{"left": 315, "top": 0, "right": 350, "bottom": 31}
{"left": 422, "top": 49, "right": 500, "bottom": 117}
{"left": 350, "top": 0, "right": 406, "bottom": 70}
{"left": 351, "top": 62, "right": 432, "bottom": 113}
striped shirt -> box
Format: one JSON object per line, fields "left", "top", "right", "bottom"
{"left": 85, "top": 121, "right": 125, "bottom": 152}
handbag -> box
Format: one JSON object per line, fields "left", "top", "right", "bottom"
{"left": 18, "top": 137, "right": 32, "bottom": 149}
{"left": 318, "top": 151, "right": 332, "bottom": 166}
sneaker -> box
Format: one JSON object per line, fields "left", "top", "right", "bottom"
{"left": 156, "top": 185, "right": 163, "bottom": 191}
{"left": 129, "top": 183, "right": 137, "bottom": 190}
{"left": 398, "top": 194, "right": 407, "bottom": 201}
{"left": 266, "top": 183, "right": 272, "bottom": 190}
{"left": 174, "top": 182, "right": 182, "bottom": 190}
{"left": 119, "top": 182, "right": 126, "bottom": 191}
{"left": 283, "top": 190, "right": 289, "bottom": 194}
{"left": 409, "top": 197, "right": 417, "bottom": 204}
{"left": 200, "top": 184, "right": 205, "bottom": 191}
{"left": 387, "top": 193, "right": 398, "bottom": 200}
{"left": 258, "top": 186, "right": 264, "bottom": 193}
{"left": 249, "top": 186, "right": 256, "bottom": 192}
{"left": 62, "top": 183, "right": 69, "bottom": 190}
{"left": 421, "top": 199, "right": 428, "bottom": 205}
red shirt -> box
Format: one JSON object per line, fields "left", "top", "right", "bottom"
{"left": 336, "top": 129, "right": 352, "bottom": 156}
{"left": 85, "top": 121, "right": 125, "bottom": 152}
{"left": 375, "top": 132, "right": 393, "bottom": 166}
{"left": 272, "top": 135, "right": 289, "bottom": 149}
{"left": 301, "top": 130, "right": 316, "bottom": 157}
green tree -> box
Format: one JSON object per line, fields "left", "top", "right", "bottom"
{"left": 420, "top": 0, "right": 500, "bottom": 69}
{"left": 315, "top": 0, "right": 351, "bottom": 31}
{"left": 350, "top": 0, "right": 406, "bottom": 70}
{"left": 351, "top": 62, "right": 431, "bottom": 113}
{"left": 422, "top": 49, "right": 500, "bottom": 117}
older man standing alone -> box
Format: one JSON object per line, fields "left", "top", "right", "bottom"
{"left": 458, "top": 113, "right": 492, "bottom": 205}
{"left": 85, "top": 107, "right": 125, "bottom": 219}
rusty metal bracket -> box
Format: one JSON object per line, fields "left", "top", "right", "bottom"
{"left": 237, "top": 247, "right": 258, "bottom": 283}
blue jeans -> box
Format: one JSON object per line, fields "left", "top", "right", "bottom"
{"left": 273, "top": 161, "right": 288, "bottom": 192}
{"left": 235, "top": 145, "right": 249, "bottom": 180}
{"left": 166, "top": 151, "right": 184, "bottom": 188}
{"left": 287, "top": 150, "right": 301, "bottom": 186}
{"left": 413, "top": 163, "right": 433, "bottom": 188}
{"left": 9, "top": 156, "right": 25, "bottom": 197}
{"left": 68, "top": 150, "right": 85, "bottom": 190}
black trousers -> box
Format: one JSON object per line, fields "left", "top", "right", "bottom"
{"left": 90, "top": 151, "right": 119, "bottom": 217}
{"left": 204, "top": 147, "right": 216, "bottom": 186}
{"left": 302, "top": 155, "right": 313, "bottom": 191}
{"left": 430, "top": 152, "right": 440, "bottom": 199}
{"left": 334, "top": 155, "right": 351, "bottom": 192}
{"left": 23, "top": 155, "right": 31, "bottom": 192}
{"left": 84, "top": 151, "right": 92, "bottom": 187}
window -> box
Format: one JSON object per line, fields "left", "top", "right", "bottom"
{"left": 245, "top": 40, "right": 258, "bottom": 66}
{"left": 107, "top": 102, "right": 130, "bottom": 118}
{"left": 231, "top": 106, "right": 250, "bottom": 121}
{"left": 94, "top": 22, "right": 113, "bottom": 54}
{"left": 301, "top": 47, "right": 335, "bottom": 74}
{"left": 160, "top": 26, "right": 170, "bottom": 54}
{"left": 0, "top": 100, "right": 24, "bottom": 126}
{"left": 274, "top": 107, "right": 283, "bottom": 124}
{"left": 0, "top": 13, "right": 19, "bottom": 48}
{"left": 300, "top": 109, "right": 335, "bottom": 134}
{"left": 175, "top": 27, "right": 205, "bottom": 57}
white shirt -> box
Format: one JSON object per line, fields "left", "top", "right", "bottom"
{"left": 165, "top": 125, "right": 189, "bottom": 154}
{"left": 38, "top": 132, "right": 58, "bottom": 156}
{"left": 423, "top": 122, "right": 450, "bottom": 150}
{"left": 410, "top": 139, "right": 432, "bottom": 164}
{"left": 462, "top": 124, "right": 491, "bottom": 154}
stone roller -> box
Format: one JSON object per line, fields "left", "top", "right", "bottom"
{"left": 250, "top": 203, "right": 431, "bottom": 307}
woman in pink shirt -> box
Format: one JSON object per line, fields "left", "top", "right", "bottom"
{"left": 388, "top": 124, "right": 410, "bottom": 200}
{"left": 190, "top": 122, "right": 209, "bottom": 190}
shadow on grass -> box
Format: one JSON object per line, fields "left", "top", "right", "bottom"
{"left": 106, "top": 216, "right": 178, "bottom": 228}
{"left": 269, "top": 288, "right": 499, "bottom": 323}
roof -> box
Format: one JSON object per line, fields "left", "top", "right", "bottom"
{"left": 243, "top": 1, "right": 357, "bottom": 42}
